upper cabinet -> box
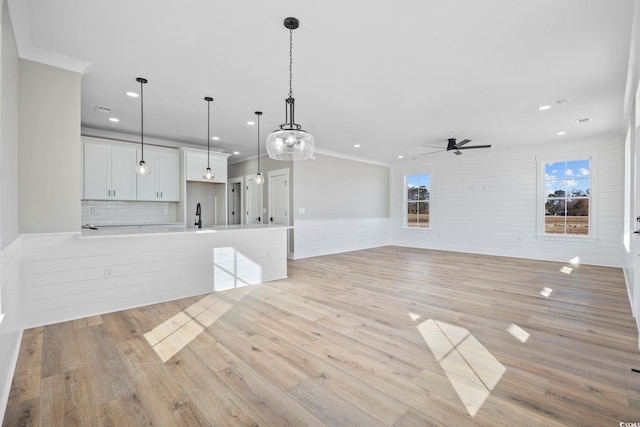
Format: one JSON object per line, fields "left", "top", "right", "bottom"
{"left": 182, "top": 148, "right": 230, "bottom": 183}
{"left": 136, "top": 147, "right": 180, "bottom": 201}
{"left": 83, "top": 137, "right": 137, "bottom": 200}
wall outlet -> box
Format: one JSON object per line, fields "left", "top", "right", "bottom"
{"left": 299, "top": 208, "right": 306, "bottom": 214}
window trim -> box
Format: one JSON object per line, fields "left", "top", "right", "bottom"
{"left": 535, "top": 151, "right": 597, "bottom": 241}
{"left": 403, "top": 172, "right": 431, "bottom": 230}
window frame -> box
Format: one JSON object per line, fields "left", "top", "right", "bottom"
{"left": 536, "top": 151, "right": 597, "bottom": 241}
{"left": 403, "top": 172, "right": 431, "bottom": 230}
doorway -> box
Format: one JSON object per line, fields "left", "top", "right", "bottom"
{"left": 227, "top": 177, "right": 243, "bottom": 225}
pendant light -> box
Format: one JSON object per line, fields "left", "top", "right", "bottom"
{"left": 266, "top": 17, "right": 315, "bottom": 161}
{"left": 135, "top": 77, "right": 150, "bottom": 175}
{"left": 255, "top": 111, "right": 264, "bottom": 185}
{"left": 203, "top": 96, "right": 215, "bottom": 180}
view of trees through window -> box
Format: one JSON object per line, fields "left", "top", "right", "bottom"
{"left": 406, "top": 174, "right": 430, "bottom": 228}
{"left": 544, "top": 160, "right": 590, "bottom": 235}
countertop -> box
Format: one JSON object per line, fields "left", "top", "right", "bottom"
{"left": 78, "top": 223, "right": 292, "bottom": 239}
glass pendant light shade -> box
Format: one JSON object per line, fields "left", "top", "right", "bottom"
{"left": 203, "top": 167, "right": 214, "bottom": 180}
{"left": 136, "top": 160, "right": 150, "bottom": 175}
{"left": 266, "top": 127, "right": 316, "bottom": 161}
{"left": 255, "top": 172, "right": 264, "bottom": 185}
{"left": 135, "top": 77, "right": 150, "bottom": 175}
{"left": 203, "top": 97, "right": 215, "bottom": 180}
{"left": 267, "top": 17, "right": 315, "bottom": 161}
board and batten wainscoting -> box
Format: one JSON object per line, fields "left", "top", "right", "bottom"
{"left": 20, "top": 227, "right": 288, "bottom": 329}
{"left": 292, "top": 218, "right": 390, "bottom": 259}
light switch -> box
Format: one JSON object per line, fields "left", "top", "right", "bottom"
{"left": 299, "top": 208, "right": 305, "bottom": 214}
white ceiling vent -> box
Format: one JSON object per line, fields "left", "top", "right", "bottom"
{"left": 95, "top": 105, "right": 112, "bottom": 114}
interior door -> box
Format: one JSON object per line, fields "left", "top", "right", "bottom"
{"left": 268, "top": 169, "right": 289, "bottom": 225}
{"left": 245, "top": 175, "right": 263, "bottom": 225}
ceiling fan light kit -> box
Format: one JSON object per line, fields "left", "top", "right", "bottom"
{"left": 266, "top": 17, "right": 316, "bottom": 161}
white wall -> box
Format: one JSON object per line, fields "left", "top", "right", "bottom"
{"left": 19, "top": 59, "right": 81, "bottom": 233}
{"left": 292, "top": 153, "right": 390, "bottom": 259}
{"left": 0, "top": 2, "right": 23, "bottom": 422}
{"left": 622, "top": 0, "right": 640, "bottom": 347}
{"left": 1, "top": 0, "right": 17, "bottom": 247}
{"left": 390, "top": 136, "right": 624, "bottom": 267}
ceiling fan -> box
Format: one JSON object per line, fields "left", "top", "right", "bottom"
{"left": 422, "top": 138, "right": 492, "bottom": 156}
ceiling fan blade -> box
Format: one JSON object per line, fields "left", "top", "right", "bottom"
{"left": 421, "top": 145, "right": 445, "bottom": 149}
{"left": 457, "top": 144, "right": 492, "bottom": 150}
{"left": 454, "top": 150, "right": 463, "bottom": 155}
{"left": 455, "top": 139, "right": 471, "bottom": 148}
{"left": 420, "top": 149, "right": 446, "bottom": 156}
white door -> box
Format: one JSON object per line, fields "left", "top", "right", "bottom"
{"left": 245, "top": 175, "right": 263, "bottom": 225}
{"left": 268, "top": 169, "right": 289, "bottom": 225}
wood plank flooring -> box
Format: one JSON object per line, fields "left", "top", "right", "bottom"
{"left": 4, "top": 246, "right": 640, "bottom": 426}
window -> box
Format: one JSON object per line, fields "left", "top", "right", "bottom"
{"left": 539, "top": 155, "right": 594, "bottom": 237}
{"left": 405, "top": 173, "right": 430, "bottom": 228}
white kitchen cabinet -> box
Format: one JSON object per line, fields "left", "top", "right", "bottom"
{"left": 182, "top": 148, "right": 229, "bottom": 183}
{"left": 83, "top": 138, "right": 137, "bottom": 200}
{"left": 136, "top": 148, "right": 180, "bottom": 201}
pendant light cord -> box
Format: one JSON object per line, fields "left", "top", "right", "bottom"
{"left": 207, "top": 99, "right": 211, "bottom": 169}
{"left": 257, "top": 113, "right": 261, "bottom": 172}
{"left": 289, "top": 29, "right": 293, "bottom": 99}
{"left": 140, "top": 79, "right": 144, "bottom": 161}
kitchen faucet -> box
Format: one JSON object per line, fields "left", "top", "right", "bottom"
{"left": 195, "top": 202, "right": 202, "bottom": 228}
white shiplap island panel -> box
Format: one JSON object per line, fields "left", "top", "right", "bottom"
{"left": 21, "top": 225, "right": 289, "bottom": 327}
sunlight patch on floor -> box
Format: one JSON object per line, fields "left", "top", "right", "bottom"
{"left": 144, "top": 293, "right": 233, "bottom": 362}
{"left": 539, "top": 287, "right": 554, "bottom": 297}
{"left": 559, "top": 266, "right": 573, "bottom": 274}
{"left": 506, "top": 323, "right": 530, "bottom": 343}
{"left": 414, "top": 317, "right": 506, "bottom": 417}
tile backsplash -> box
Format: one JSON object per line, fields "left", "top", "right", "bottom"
{"left": 81, "top": 200, "right": 178, "bottom": 225}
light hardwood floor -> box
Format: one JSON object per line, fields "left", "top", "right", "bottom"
{"left": 4, "top": 246, "right": 640, "bottom": 426}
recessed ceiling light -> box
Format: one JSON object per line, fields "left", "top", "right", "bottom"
{"left": 212, "top": 136, "right": 220, "bottom": 141}
{"left": 398, "top": 155, "right": 404, "bottom": 159}
{"left": 247, "top": 121, "right": 255, "bottom": 126}
{"left": 556, "top": 131, "right": 566, "bottom": 135}
{"left": 538, "top": 105, "right": 551, "bottom": 111}
{"left": 354, "top": 144, "right": 360, "bottom": 148}
{"left": 109, "top": 117, "right": 120, "bottom": 122}
{"left": 126, "top": 92, "right": 139, "bottom": 98}
{"left": 233, "top": 151, "right": 240, "bottom": 155}
{"left": 576, "top": 118, "right": 591, "bottom": 124}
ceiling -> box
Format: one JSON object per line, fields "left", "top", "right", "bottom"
{"left": 10, "top": 0, "right": 636, "bottom": 164}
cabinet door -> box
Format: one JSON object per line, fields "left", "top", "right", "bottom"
{"left": 185, "top": 152, "right": 207, "bottom": 181}
{"left": 111, "top": 145, "right": 138, "bottom": 200}
{"left": 208, "top": 155, "right": 228, "bottom": 183}
{"left": 158, "top": 151, "right": 180, "bottom": 201}
{"left": 136, "top": 151, "right": 160, "bottom": 201}
{"left": 83, "top": 142, "right": 111, "bottom": 200}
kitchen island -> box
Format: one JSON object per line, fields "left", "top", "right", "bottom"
{"left": 21, "top": 224, "right": 291, "bottom": 328}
